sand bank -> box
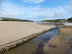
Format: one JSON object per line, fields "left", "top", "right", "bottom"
{"left": 0, "top": 21, "right": 56, "bottom": 52}
{"left": 43, "top": 26, "right": 72, "bottom": 54}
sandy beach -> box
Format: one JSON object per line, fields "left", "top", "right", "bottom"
{"left": 0, "top": 21, "right": 55, "bottom": 47}
{"left": 43, "top": 26, "right": 72, "bottom": 54}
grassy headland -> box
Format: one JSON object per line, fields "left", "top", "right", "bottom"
{"left": 41, "top": 19, "right": 66, "bottom": 23}
{"left": 67, "top": 17, "right": 72, "bottom": 22}
{"left": 0, "top": 17, "right": 33, "bottom": 22}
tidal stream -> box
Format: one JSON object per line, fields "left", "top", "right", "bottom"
{"left": 2, "top": 23, "right": 61, "bottom": 54}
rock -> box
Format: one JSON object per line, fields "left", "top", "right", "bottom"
{"left": 52, "top": 45, "right": 56, "bottom": 48}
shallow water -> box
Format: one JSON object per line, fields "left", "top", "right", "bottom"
{"left": 37, "top": 22, "right": 54, "bottom": 25}
{"left": 2, "top": 26, "right": 61, "bottom": 54}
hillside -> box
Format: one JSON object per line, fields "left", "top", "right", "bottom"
{"left": 41, "top": 19, "right": 66, "bottom": 23}
{"left": 0, "top": 17, "right": 33, "bottom": 22}
{"left": 67, "top": 17, "right": 72, "bottom": 22}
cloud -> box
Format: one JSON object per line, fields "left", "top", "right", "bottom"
{"left": 23, "top": 0, "right": 45, "bottom": 4}
{"left": 1, "top": 11, "right": 20, "bottom": 16}
{"left": 70, "top": 0, "right": 72, "bottom": 3}
{"left": 64, "top": 5, "right": 72, "bottom": 17}
{"left": 0, "top": 0, "right": 72, "bottom": 21}
{"left": 0, "top": 1, "right": 21, "bottom": 17}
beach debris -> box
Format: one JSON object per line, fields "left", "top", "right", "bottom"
{"left": 48, "top": 44, "right": 56, "bottom": 48}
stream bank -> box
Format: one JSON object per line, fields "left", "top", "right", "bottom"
{"left": 2, "top": 26, "right": 61, "bottom": 54}
{"left": 0, "top": 22, "right": 56, "bottom": 53}
{"left": 45, "top": 26, "right": 72, "bottom": 54}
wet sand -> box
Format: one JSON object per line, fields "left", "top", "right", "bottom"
{"left": 43, "top": 26, "right": 72, "bottom": 54}
{"left": 0, "top": 21, "right": 55, "bottom": 47}
{"left": 2, "top": 26, "right": 60, "bottom": 54}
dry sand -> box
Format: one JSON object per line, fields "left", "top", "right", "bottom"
{"left": 0, "top": 21, "right": 55, "bottom": 46}
{"left": 43, "top": 26, "right": 72, "bottom": 54}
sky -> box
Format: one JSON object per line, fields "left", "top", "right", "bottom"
{"left": 0, "top": 0, "right": 72, "bottom": 21}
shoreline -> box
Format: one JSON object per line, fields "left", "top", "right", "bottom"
{"left": 43, "top": 25, "right": 72, "bottom": 54}
{"left": 0, "top": 21, "right": 56, "bottom": 52}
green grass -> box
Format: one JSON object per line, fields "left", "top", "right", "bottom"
{"left": 41, "top": 19, "right": 66, "bottom": 22}
{"left": 1, "top": 18, "right": 33, "bottom": 22}
{"left": 67, "top": 17, "right": 72, "bottom": 22}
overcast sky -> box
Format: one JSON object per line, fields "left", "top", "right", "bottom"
{"left": 0, "top": 0, "right": 72, "bottom": 21}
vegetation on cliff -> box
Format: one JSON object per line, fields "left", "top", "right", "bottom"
{"left": 67, "top": 17, "right": 72, "bottom": 22}
{"left": 0, "top": 17, "right": 33, "bottom": 22}
{"left": 41, "top": 19, "right": 66, "bottom": 23}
